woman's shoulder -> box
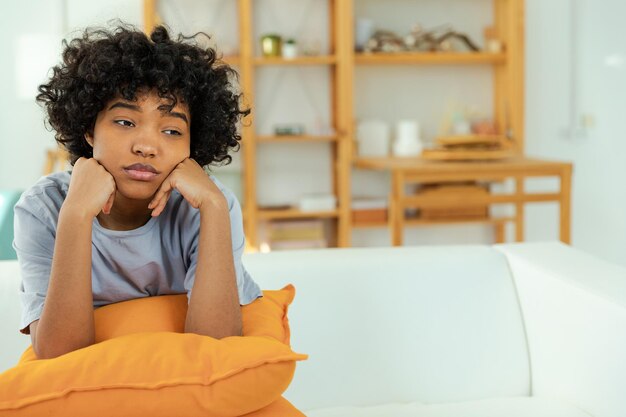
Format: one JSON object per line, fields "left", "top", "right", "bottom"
{"left": 16, "top": 171, "right": 70, "bottom": 216}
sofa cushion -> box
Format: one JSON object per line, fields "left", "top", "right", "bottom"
{"left": 304, "top": 396, "right": 592, "bottom": 417}
{"left": 0, "top": 286, "right": 307, "bottom": 417}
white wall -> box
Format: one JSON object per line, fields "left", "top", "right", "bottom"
{"left": 0, "top": 0, "right": 143, "bottom": 192}
{"left": 1, "top": 0, "right": 624, "bottom": 265}
{"left": 0, "top": 1, "right": 64, "bottom": 191}
{"left": 524, "top": 0, "right": 626, "bottom": 266}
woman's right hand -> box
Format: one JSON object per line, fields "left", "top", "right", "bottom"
{"left": 64, "top": 157, "right": 116, "bottom": 218}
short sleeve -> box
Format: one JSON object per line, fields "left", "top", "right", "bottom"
{"left": 13, "top": 199, "right": 56, "bottom": 335}
{"left": 183, "top": 180, "right": 262, "bottom": 306}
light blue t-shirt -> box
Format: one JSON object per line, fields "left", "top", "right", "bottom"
{"left": 13, "top": 171, "right": 262, "bottom": 334}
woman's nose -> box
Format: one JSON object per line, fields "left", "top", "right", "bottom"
{"left": 131, "top": 137, "right": 157, "bottom": 158}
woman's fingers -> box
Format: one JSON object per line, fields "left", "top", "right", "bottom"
{"left": 102, "top": 190, "right": 116, "bottom": 215}
{"left": 150, "top": 190, "right": 171, "bottom": 217}
{"left": 149, "top": 180, "right": 173, "bottom": 209}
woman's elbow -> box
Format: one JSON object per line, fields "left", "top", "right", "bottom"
{"left": 33, "top": 336, "right": 94, "bottom": 359}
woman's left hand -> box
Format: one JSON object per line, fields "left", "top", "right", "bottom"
{"left": 148, "top": 158, "right": 226, "bottom": 217}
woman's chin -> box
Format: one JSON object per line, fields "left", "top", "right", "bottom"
{"left": 116, "top": 183, "right": 160, "bottom": 202}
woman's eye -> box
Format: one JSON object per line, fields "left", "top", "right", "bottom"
{"left": 163, "top": 129, "right": 182, "bottom": 136}
{"left": 114, "top": 120, "right": 134, "bottom": 127}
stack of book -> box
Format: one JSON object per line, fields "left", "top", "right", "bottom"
{"left": 264, "top": 220, "right": 328, "bottom": 251}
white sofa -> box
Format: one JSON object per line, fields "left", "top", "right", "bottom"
{"left": 1, "top": 242, "right": 625, "bottom": 417}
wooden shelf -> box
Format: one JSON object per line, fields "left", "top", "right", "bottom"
{"left": 421, "top": 148, "right": 517, "bottom": 161}
{"left": 258, "top": 208, "right": 340, "bottom": 220}
{"left": 355, "top": 52, "right": 506, "bottom": 65}
{"left": 254, "top": 55, "right": 337, "bottom": 66}
{"left": 257, "top": 135, "right": 339, "bottom": 143}
{"left": 353, "top": 216, "right": 515, "bottom": 229}
{"left": 406, "top": 216, "right": 515, "bottom": 226}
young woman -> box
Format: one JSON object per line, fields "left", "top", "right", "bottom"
{"left": 13, "top": 23, "right": 261, "bottom": 359}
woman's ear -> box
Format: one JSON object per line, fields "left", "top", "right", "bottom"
{"left": 84, "top": 133, "right": 94, "bottom": 147}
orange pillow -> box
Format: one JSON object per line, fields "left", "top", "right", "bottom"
{"left": 0, "top": 285, "right": 307, "bottom": 417}
{"left": 242, "top": 396, "right": 306, "bottom": 417}
{"left": 90, "top": 284, "right": 297, "bottom": 344}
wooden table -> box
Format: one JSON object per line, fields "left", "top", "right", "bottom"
{"left": 354, "top": 156, "right": 573, "bottom": 246}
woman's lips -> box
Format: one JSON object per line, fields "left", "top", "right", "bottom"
{"left": 124, "top": 169, "right": 158, "bottom": 181}
{"left": 123, "top": 164, "right": 159, "bottom": 181}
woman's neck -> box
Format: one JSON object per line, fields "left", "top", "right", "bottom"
{"left": 96, "top": 192, "right": 154, "bottom": 231}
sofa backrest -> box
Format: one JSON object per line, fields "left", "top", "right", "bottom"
{"left": 0, "top": 260, "right": 31, "bottom": 372}
{"left": 243, "top": 245, "right": 531, "bottom": 410}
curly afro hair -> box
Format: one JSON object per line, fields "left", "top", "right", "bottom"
{"left": 36, "top": 22, "right": 249, "bottom": 168}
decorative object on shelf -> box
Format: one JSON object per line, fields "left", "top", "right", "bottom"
{"left": 471, "top": 118, "right": 498, "bottom": 135}
{"left": 429, "top": 103, "right": 513, "bottom": 160}
{"left": 392, "top": 120, "right": 423, "bottom": 157}
{"left": 355, "top": 17, "right": 374, "bottom": 51}
{"left": 274, "top": 124, "right": 305, "bottom": 135}
{"left": 298, "top": 193, "right": 337, "bottom": 212}
{"left": 260, "top": 34, "right": 282, "bottom": 57}
{"left": 416, "top": 182, "right": 489, "bottom": 220}
{"left": 364, "top": 24, "right": 480, "bottom": 53}
{"left": 451, "top": 111, "right": 472, "bottom": 135}
{"left": 352, "top": 196, "right": 388, "bottom": 224}
{"left": 434, "top": 30, "right": 480, "bottom": 52}
{"left": 356, "top": 120, "right": 390, "bottom": 157}
{"left": 282, "top": 38, "right": 298, "bottom": 59}
{"left": 483, "top": 26, "right": 504, "bottom": 54}
{"left": 365, "top": 30, "right": 405, "bottom": 53}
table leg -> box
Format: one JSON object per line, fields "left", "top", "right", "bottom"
{"left": 560, "top": 166, "right": 572, "bottom": 244}
{"left": 494, "top": 223, "right": 506, "bottom": 243}
{"left": 515, "top": 177, "right": 525, "bottom": 242}
{"left": 391, "top": 171, "right": 404, "bottom": 246}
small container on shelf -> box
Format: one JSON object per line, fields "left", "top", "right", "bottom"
{"left": 274, "top": 124, "right": 306, "bottom": 135}
{"left": 392, "top": 120, "right": 423, "bottom": 157}
{"left": 352, "top": 196, "right": 388, "bottom": 224}
{"left": 282, "top": 39, "right": 298, "bottom": 59}
{"left": 260, "top": 34, "right": 282, "bottom": 57}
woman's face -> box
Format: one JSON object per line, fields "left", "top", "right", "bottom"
{"left": 85, "top": 89, "right": 191, "bottom": 201}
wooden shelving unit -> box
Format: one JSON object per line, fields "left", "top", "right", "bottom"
{"left": 257, "top": 209, "right": 341, "bottom": 220}
{"left": 353, "top": 216, "right": 516, "bottom": 229}
{"left": 254, "top": 56, "right": 337, "bottom": 66}
{"left": 256, "top": 135, "right": 340, "bottom": 143}
{"left": 143, "top": 0, "right": 534, "bottom": 248}
{"left": 355, "top": 52, "right": 506, "bottom": 65}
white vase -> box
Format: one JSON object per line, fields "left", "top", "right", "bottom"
{"left": 282, "top": 43, "right": 298, "bottom": 59}
{"left": 392, "top": 120, "right": 423, "bottom": 157}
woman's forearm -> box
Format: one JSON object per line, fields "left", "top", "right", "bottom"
{"left": 185, "top": 201, "right": 242, "bottom": 338}
{"left": 34, "top": 204, "right": 95, "bottom": 359}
